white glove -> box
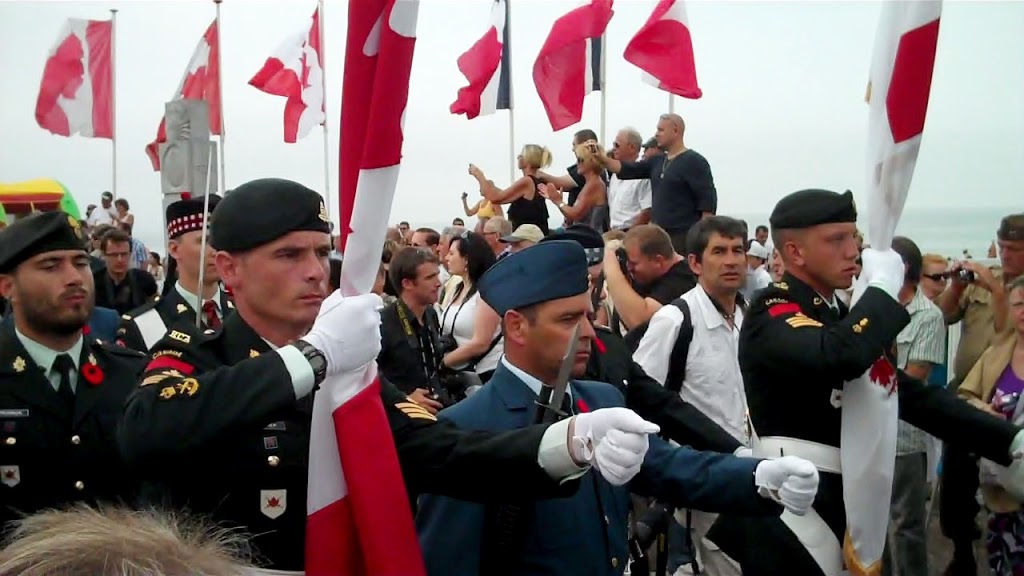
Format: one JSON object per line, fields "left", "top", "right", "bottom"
{"left": 733, "top": 446, "right": 753, "bottom": 458}
{"left": 754, "top": 456, "right": 820, "bottom": 516}
{"left": 859, "top": 248, "right": 905, "bottom": 300}
{"left": 303, "top": 291, "right": 384, "bottom": 375}
{"left": 1010, "top": 430, "right": 1024, "bottom": 460}
{"left": 572, "top": 407, "right": 660, "bottom": 486}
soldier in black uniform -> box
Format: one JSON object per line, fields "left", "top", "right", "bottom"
{"left": 119, "top": 178, "right": 661, "bottom": 573}
{"left": 543, "top": 225, "right": 742, "bottom": 455}
{"left": 707, "top": 189, "right": 1024, "bottom": 575}
{"left": 0, "top": 212, "right": 147, "bottom": 529}
{"left": 118, "top": 194, "right": 233, "bottom": 352}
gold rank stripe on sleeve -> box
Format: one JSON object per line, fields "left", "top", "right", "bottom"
{"left": 785, "top": 314, "right": 824, "bottom": 329}
{"left": 395, "top": 402, "right": 437, "bottom": 421}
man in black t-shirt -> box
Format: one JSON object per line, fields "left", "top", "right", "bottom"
{"left": 597, "top": 113, "right": 716, "bottom": 254}
{"left": 604, "top": 224, "right": 696, "bottom": 334}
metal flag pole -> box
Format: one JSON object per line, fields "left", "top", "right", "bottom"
{"left": 506, "top": 0, "right": 516, "bottom": 185}
{"left": 110, "top": 8, "right": 118, "bottom": 200}
{"left": 668, "top": 93, "right": 675, "bottom": 114}
{"left": 599, "top": 32, "right": 607, "bottom": 144}
{"left": 214, "top": 0, "right": 227, "bottom": 194}
{"left": 195, "top": 145, "right": 217, "bottom": 329}
{"left": 318, "top": 0, "right": 331, "bottom": 218}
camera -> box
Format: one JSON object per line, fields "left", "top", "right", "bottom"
{"left": 957, "top": 268, "right": 975, "bottom": 283}
{"left": 615, "top": 246, "right": 630, "bottom": 279}
{"left": 439, "top": 334, "right": 459, "bottom": 355}
{"left": 434, "top": 370, "right": 483, "bottom": 407}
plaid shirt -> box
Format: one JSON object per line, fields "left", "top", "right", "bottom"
{"left": 895, "top": 287, "right": 947, "bottom": 454}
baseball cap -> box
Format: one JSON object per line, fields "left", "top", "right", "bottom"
{"left": 500, "top": 224, "right": 544, "bottom": 244}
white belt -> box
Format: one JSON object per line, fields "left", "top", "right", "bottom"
{"left": 752, "top": 436, "right": 842, "bottom": 475}
{"left": 245, "top": 569, "right": 304, "bottom": 576}
{"left": 778, "top": 509, "right": 844, "bottom": 576}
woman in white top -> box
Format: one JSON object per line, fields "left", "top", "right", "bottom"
{"left": 439, "top": 231, "right": 502, "bottom": 382}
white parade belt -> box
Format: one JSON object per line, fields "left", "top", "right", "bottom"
{"left": 751, "top": 434, "right": 845, "bottom": 575}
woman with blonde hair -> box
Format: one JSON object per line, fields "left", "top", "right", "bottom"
{"left": 538, "top": 140, "right": 609, "bottom": 234}
{"left": 460, "top": 189, "right": 503, "bottom": 232}
{"left": 469, "top": 144, "right": 552, "bottom": 235}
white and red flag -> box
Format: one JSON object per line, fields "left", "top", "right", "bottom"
{"left": 249, "top": 7, "right": 325, "bottom": 143}
{"left": 624, "top": 0, "right": 702, "bottom": 99}
{"left": 305, "top": 1, "right": 425, "bottom": 575}
{"left": 35, "top": 18, "right": 113, "bottom": 139}
{"left": 843, "top": 2, "right": 942, "bottom": 575}
{"left": 145, "top": 20, "right": 221, "bottom": 171}
{"left": 532, "top": 0, "right": 612, "bottom": 131}
{"left": 450, "top": 0, "right": 512, "bottom": 119}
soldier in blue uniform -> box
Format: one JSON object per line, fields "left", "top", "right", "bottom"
{"left": 707, "top": 189, "right": 1024, "bottom": 576}
{"left": 416, "top": 240, "right": 821, "bottom": 576}
{"left": 119, "top": 178, "right": 663, "bottom": 574}
{"left": 0, "top": 212, "right": 147, "bottom": 529}
{"left": 117, "top": 194, "right": 233, "bottom": 351}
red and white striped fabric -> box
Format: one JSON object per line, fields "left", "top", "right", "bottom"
{"left": 532, "top": 0, "right": 613, "bottom": 131}
{"left": 35, "top": 18, "right": 113, "bottom": 139}
{"left": 249, "top": 7, "right": 325, "bottom": 143}
{"left": 145, "top": 20, "right": 221, "bottom": 171}
{"left": 624, "top": 0, "right": 702, "bottom": 99}
{"left": 843, "top": 3, "right": 942, "bottom": 575}
{"left": 306, "top": 1, "right": 425, "bottom": 575}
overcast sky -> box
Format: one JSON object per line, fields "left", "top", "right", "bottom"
{"left": 1, "top": 0, "right": 1021, "bottom": 249}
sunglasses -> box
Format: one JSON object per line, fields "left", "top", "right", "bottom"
{"left": 923, "top": 272, "right": 950, "bottom": 281}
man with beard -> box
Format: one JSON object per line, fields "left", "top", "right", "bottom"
{"left": 119, "top": 178, "right": 661, "bottom": 573}
{"left": 117, "top": 194, "right": 233, "bottom": 352}
{"left": 0, "top": 212, "right": 148, "bottom": 527}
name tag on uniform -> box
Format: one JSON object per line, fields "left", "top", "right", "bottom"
{"left": 264, "top": 422, "right": 286, "bottom": 431}
{"left": 0, "top": 410, "right": 30, "bottom": 419}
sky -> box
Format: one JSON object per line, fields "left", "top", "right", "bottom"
{"left": 1, "top": 0, "right": 1022, "bottom": 251}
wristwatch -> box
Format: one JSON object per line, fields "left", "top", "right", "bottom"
{"left": 295, "top": 339, "right": 327, "bottom": 386}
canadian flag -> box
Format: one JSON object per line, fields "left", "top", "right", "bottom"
{"left": 305, "top": 1, "right": 425, "bottom": 575}
{"left": 145, "top": 20, "right": 221, "bottom": 171}
{"left": 450, "top": 0, "right": 512, "bottom": 119}
{"left": 624, "top": 0, "right": 702, "bottom": 99}
{"left": 842, "top": 2, "right": 941, "bottom": 575}
{"left": 35, "top": 18, "right": 113, "bottom": 139}
{"left": 532, "top": 0, "right": 613, "bottom": 131}
{"left": 249, "top": 7, "right": 325, "bottom": 143}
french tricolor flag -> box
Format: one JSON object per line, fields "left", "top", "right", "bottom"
{"left": 624, "top": 0, "right": 702, "bottom": 99}
{"left": 450, "top": 0, "right": 512, "bottom": 119}
{"left": 532, "top": 0, "right": 612, "bottom": 131}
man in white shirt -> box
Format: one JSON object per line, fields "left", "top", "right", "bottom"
{"left": 742, "top": 241, "right": 772, "bottom": 301}
{"left": 633, "top": 216, "right": 750, "bottom": 576}
{"left": 86, "top": 191, "right": 116, "bottom": 228}
{"left": 607, "top": 127, "right": 653, "bottom": 229}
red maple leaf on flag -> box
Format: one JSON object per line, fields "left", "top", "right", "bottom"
{"left": 868, "top": 356, "right": 898, "bottom": 395}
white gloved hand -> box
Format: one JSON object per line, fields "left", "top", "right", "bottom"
{"left": 754, "top": 456, "right": 820, "bottom": 516}
{"left": 1010, "top": 430, "right": 1024, "bottom": 460}
{"left": 302, "top": 291, "right": 384, "bottom": 375}
{"left": 571, "top": 407, "right": 660, "bottom": 486}
{"left": 859, "top": 248, "right": 905, "bottom": 300}
{"left": 733, "top": 446, "right": 753, "bottom": 458}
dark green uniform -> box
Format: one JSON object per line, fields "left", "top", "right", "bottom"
{"left": 120, "top": 311, "right": 579, "bottom": 571}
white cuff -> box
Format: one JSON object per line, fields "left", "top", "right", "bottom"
{"left": 276, "top": 345, "right": 316, "bottom": 400}
{"left": 537, "top": 418, "right": 589, "bottom": 484}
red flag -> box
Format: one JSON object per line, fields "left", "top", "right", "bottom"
{"left": 450, "top": 0, "right": 511, "bottom": 119}
{"left": 145, "top": 21, "right": 221, "bottom": 171}
{"left": 249, "top": 7, "right": 325, "bottom": 143}
{"left": 532, "top": 0, "right": 613, "bottom": 131}
{"left": 306, "top": 1, "right": 424, "bottom": 575}
{"left": 624, "top": 0, "right": 702, "bottom": 99}
{"left": 35, "top": 18, "right": 113, "bottom": 139}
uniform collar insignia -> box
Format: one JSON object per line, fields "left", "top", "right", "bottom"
{"left": 176, "top": 303, "right": 188, "bottom": 314}
{"left": 12, "top": 357, "right": 25, "bottom": 373}
{"left": 249, "top": 349, "right": 260, "bottom": 358}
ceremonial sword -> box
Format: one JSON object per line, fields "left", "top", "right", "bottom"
{"left": 534, "top": 323, "right": 581, "bottom": 424}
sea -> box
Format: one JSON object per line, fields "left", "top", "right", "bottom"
{"left": 411, "top": 206, "right": 1015, "bottom": 260}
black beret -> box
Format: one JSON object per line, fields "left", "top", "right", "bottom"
{"left": 479, "top": 240, "right": 589, "bottom": 316}
{"left": 210, "top": 178, "right": 331, "bottom": 252}
{"left": 998, "top": 213, "right": 1024, "bottom": 242}
{"left": 541, "top": 224, "right": 604, "bottom": 265}
{"left": 0, "top": 212, "right": 88, "bottom": 274}
{"left": 769, "top": 189, "right": 858, "bottom": 230}
{"left": 166, "top": 193, "right": 221, "bottom": 239}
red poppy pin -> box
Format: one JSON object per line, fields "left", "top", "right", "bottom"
{"left": 82, "top": 354, "right": 104, "bottom": 386}
{"left": 82, "top": 325, "right": 91, "bottom": 336}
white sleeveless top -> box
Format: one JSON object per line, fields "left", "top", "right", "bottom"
{"left": 440, "top": 292, "right": 502, "bottom": 374}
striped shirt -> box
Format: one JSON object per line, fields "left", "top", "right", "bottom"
{"left": 895, "top": 287, "right": 947, "bottom": 454}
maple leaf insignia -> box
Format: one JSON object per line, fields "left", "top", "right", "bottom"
{"left": 267, "top": 497, "right": 281, "bottom": 508}
{"left": 869, "top": 356, "right": 898, "bottom": 395}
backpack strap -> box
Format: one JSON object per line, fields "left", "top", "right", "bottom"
{"left": 663, "top": 298, "right": 693, "bottom": 395}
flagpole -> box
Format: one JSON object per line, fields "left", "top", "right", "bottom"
{"left": 214, "top": 0, "right": 227, "bottom": 194}
{"left": 599, "top": 32, "right": 607, "bottom": 144}
{"left": 506, "top": 0, "right": 516, "bottom": 185}
{"left": 318, "top": 0, "right": 331, "bottom": 219}
{"left": 110, "top": 8, "right": 118, "bottom": 201}
{"left": 668, "top": 93, "right": 675, "bottom": 114}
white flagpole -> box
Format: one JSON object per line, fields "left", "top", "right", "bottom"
{"left": 214, "top": 0, "right": 227, "bottom": 194}
{"left": 110, "top": 8, "right": 118, "bottom": 200}
{"left": 668, "top": 93, "right": 675, "bottom": 114}
{"left": 319, "top": 0, "right": 331, "bottom": 219}
{"left": 506, "top": 0, "right": 516, "bottom": 185}
{"left": 599, "top": 33, "right": 608, "bottom": 144}
{"left": 195, "top": 144, "right": 216, "bottom": 329}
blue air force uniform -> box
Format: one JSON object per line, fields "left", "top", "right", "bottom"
{"left": 415, "top": 241, "right": 781, "bottom": 576}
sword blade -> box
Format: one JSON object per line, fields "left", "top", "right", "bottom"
{"left": 535, "top": 322, "right": 581, "bottom": 424}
